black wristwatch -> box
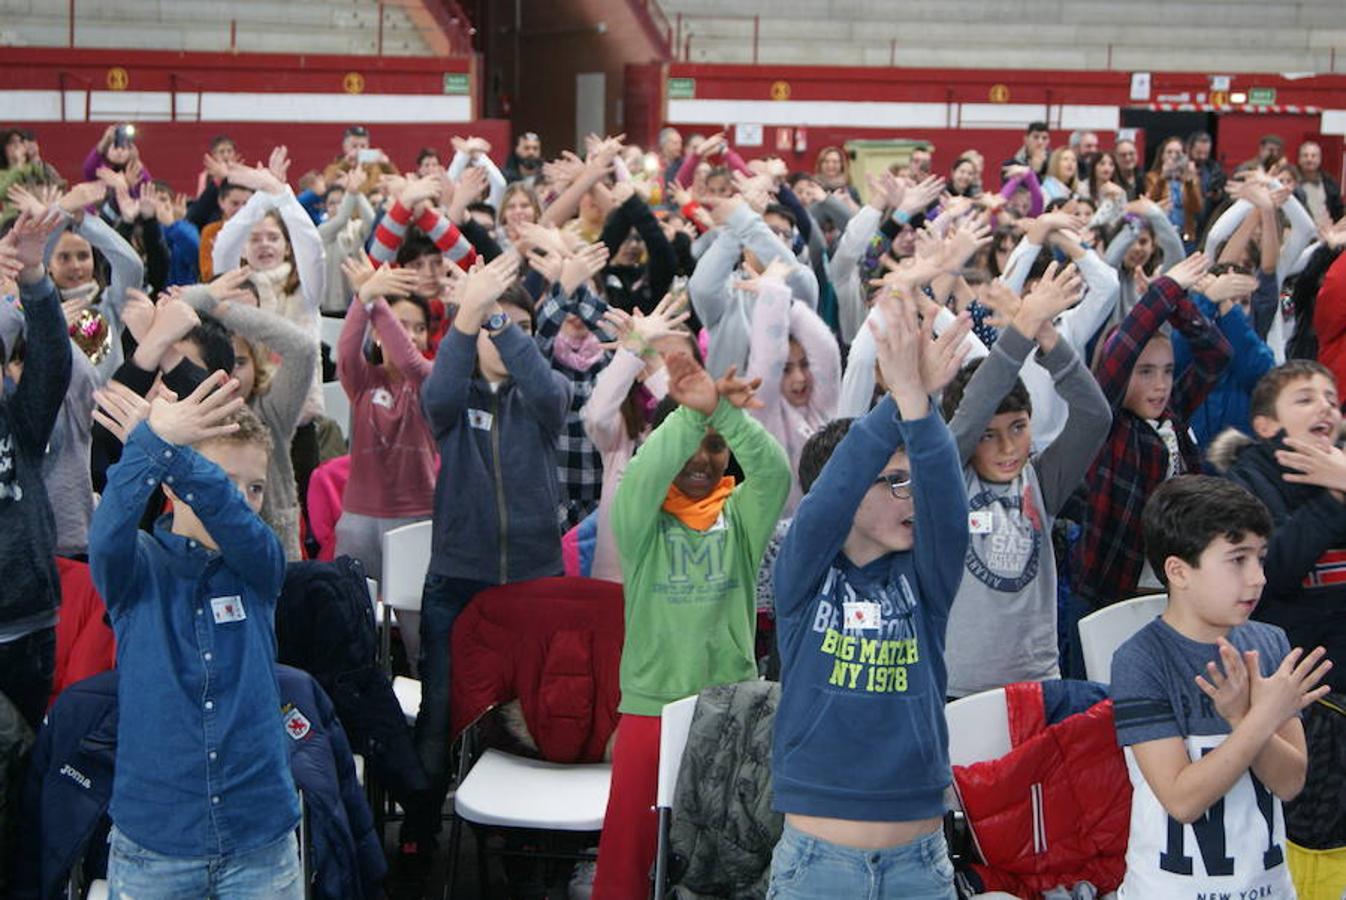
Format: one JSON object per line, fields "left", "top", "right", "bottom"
{"left": 485, "top": 311, "right": 510, "bottom": 333}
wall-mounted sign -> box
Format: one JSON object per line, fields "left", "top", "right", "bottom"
{"left": 343, "top": 72, "right": 365, "bottom": 94}
{"left": 770, "top": 80, "right": 791, "bottom": 101}
{"left": 106, "top": 67, "right": 129, "bottom": 91}
{"left": 988, "top": 84, "right": 1010, "bottom": 103}
{"left": 442, "top": 73, "right": 470, "bottom": 95}
{"left": 1248, "top": 87, "right": 1277, "bottom": 106}
{"left": 735, "top": 123, "right": 763, "bottom": 147}
{"left": 668, "top": 77, "right": 695, "bottom": 99}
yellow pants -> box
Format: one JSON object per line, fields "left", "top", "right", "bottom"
{"left": 1288, "top": 840, "right": 1346, "bottom": 899}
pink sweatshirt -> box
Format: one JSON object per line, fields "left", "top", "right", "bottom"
{"left": 337, "top": 296, "right": 439, "bottom": 518}
{"left": 580, "top": 348, "right": 669, "bottom": 583}
{"left": 745, "top": 279, "right": 841, "bottom": 514}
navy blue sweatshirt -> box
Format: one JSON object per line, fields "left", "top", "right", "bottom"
{"left": 0, "top": 274, "right": 71, "bottom": 640}
{"left": 421, "top": 323, "right": 572, "bottom": 583}
{"left": 771, "top": 396, "right": 968, "bottom": 821}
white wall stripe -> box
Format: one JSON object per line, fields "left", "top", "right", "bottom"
{"left": 0, "top": 91, "right": 472, "bottom": 123}
{"left": 668, "top": 98, "right": 952, "bottom": 129}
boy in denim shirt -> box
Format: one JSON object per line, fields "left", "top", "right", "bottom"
{"left": 90, "top": 371, "right": 301, "bottom": 899}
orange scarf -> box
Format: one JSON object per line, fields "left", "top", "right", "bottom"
{"left": 662, "top": 477, "right": 735, "bottom": 531}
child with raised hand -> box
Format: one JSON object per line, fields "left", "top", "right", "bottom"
{"left": 410, "top": 250, "right": 569, "bottom": 860}
{"left": 593, "top": 349, "right": 791, "bottom": 898}
{"left": 0, "top": 209, "right": 72, "bottom": 729}
{"left": 768, "top": 285, "right": 972, "bottom": 900}
{"left": 1112, "top": 476, "right": 1330, "bottom": 897}
{"left": 178, "top": 265, "right": 320, "bottom": 560}
{"left": 742, "top": 255, "right": 842, "bottom": 514}
{"left": 89, "top": 371, "right": 303, "bottom": 899}
{"left": 1076, "top": 251, "right": 1233, "bottom": 612}
{"left": 330, "top": 256, "right": 435, "bottom": 578}
{"left": 527, "top": 237, "right": 614, "bottom": 528}
{"left": 941, "top": 263, "right": 1111, "bottom": 697}
{"left": 580, "top": 291, "right": 692, "bottom": 582}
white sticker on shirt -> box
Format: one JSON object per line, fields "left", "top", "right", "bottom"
{"left": 968, "top": 510, "right": 994, "bottom": 534}
{"left": 283, "top": 707, "right": 312, "bottom": 741}
{"left": 371, "top": 387, "right": 394, "bottom": 410}
{"left": 210, "top": 595, "right": 247, "bottom": 624}
{"left": 843, "top": 601, "right": 883, "bottom": 631}
{"left": 467, "top": 409, "right": 494, "bottom": 431}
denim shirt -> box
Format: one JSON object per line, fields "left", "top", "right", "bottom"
{"left": 89, "top": 422, "right": 298, "bottom": 857}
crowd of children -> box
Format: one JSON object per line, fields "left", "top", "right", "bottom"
{"left": 1, "top": 116, "right": 1345, "bottom": 898}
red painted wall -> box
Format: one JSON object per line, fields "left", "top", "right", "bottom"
{"left": 655, "top": 63, "right": 1346, "bottom": 181}
{"left": 25, "top": 120, "right": 512, "bottom": 195}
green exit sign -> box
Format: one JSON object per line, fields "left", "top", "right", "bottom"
{"left": 442, "top": 73, "right": 470, "bottom": 95}
{"left": 668, "top": 77, "right": 695, "bottom": 99}
{"left": 1248, "top": 87, "right": 1276, "bottom": 106}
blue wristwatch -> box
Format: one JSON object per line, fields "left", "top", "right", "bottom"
{"left": 485, "top": 311, "right": 510, "bottom": 333}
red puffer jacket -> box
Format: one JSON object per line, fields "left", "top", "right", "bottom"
{"left": 450, "top": 576, "right": 624, "bottom": 764}
{"left": 952, "top": 681, "right": 1132, "bottom": 896}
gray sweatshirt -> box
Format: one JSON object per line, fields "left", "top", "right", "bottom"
{"left": 688, "top": 204, "right": 819, "bottom": 377}
{"left": 943, "top": 326, "right": 1111, "bottom": 697}
{"left": 183, "top": 287, "right": 318, "bottom": 561}
{"left": 318, "top": 190, "right": 375, "bottom": 315}
{"left": 42, "top": 344, "right": 96, "bottom": 556}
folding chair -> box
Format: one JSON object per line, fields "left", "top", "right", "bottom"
{"left": 652, "top": 695, "right": 699, "bottom": 898}
{"left": 380, "top": 520, "right": 433, "bottom": 726}
{"left": 443, "top": 577, "right": 624, "bottom": 899}
{"left": 320, "top": 314, "right": 345, "bottom": 366}
{"left": 943, "top": 688, "right": 1012, "bottom": 866}
{"left": 1078, "top": 593, "right": 1166, "bottom": 684}
{"left": 322, "top": 381, "right": 351, "bottom": 441}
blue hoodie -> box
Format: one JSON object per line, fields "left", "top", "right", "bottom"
{"left": 421, "top": 323, "right": 572, "bottom": 583}
{"left": 1172, "top": 277, "right": 1276, "bottom": 447}
{"left": 771, "top": 396, "right": 968, "bottom": 821}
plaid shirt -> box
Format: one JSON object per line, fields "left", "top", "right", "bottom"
{"left": 537, "top": 283, "right": 611, "bottom": 528}
{"left": 1074, "top": 276, "right": 1231, "bottom": 607}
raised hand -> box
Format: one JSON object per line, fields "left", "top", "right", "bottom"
{"left": 120, "top": 288, "right": 157, "bottom": 342}
{"left": 95, "top": 166, "right": 129, "bottom": 194}
{"left": 560, "top": 242, "right": 610, "bottom": 295}
{"left": 146, "top": 370, "right": 246, "bottom": 446}
{"left": 525, "top": 247, "right": 563, "bottom": 284}
{"left": 225, "top": 162, "right": 283, "bottom": 195}
{"left": 868, "top": 289, "right": 927, "bottom": 410}
{"left": 1276, "top": 437, "right": 1346, "bottom": 492}
{"left": 456, "top": 251, "right": 521, "bottom": 331}
{"left": 203, "top": 151, "right": 230, "bottom": 182}
{"left": 899, "top": 174, "right": 946, "bottom": 216}
{"left": 663, "top": 351, "right": 719, "bottom": 416}
{"left": 398, "top": 175, "right": 443, "bottom": 209}
{"left": 340, "top": 255, "right": 376, "bottom": 294}
{"left": 1194, "top": 638, "right": 1251, "bottom": 728}
{"left": 703, "top": 194, "right": 746, "bottom": 228}
{"left": 358, "top": 264, "right": 419, "bottom": 303}
{"left": 543, "top": 151, "right": 585, "bottom": 189}
{"left": 1165, "top": 251, "right": 1212, "bottom": 290}
{"left": 1197, "top": 271, "right": 1259, "bottom": 305}
{"left": 92, "top": 380, "right": 154, "bottom": 445}
{"left": 266, "top": 145, "right": 291, "bottom": 186}
{"left": 4, "top": 208, "right": 64, "bottom": 277}
{"left": 5, "top": 184, "right": 48, "bottom": 218}
{"left": 978, "top": 279, "right": 1022, "bottom": 330}
{"left": 715, "top": 364, "right": 764, "bottom": 410}
{"left": 940, "top": 218, "right": 993, "bottom": 272}
{"left": 1016, "top": 260, "right": 1083, "bottom": 329}
{"left": 736, "top": 256, "right": 793, "bottom": 293}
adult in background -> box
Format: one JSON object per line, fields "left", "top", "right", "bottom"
{"left": 1297, "top": 140, "right": 1343, "bottom": 222}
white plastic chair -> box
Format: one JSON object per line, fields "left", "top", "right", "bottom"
{"left": 652, "top": 695, "right": 699, "bottom": 898}
{"left": 381, "top": 521, "right": 433, "bottom": 725}
{"left": 320, "top": 314, "right": 345, "bottom": 365}
{"left": 943, "top": 687, "right": 1012, "bottom": 866}
{"left": 322, "top": 381, "right": 351, "bottom": 442}
{"left": 1079, "top": 593, "right": 1167, "bottom": 684}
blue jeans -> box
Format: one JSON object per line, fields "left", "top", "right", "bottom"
{"left": 107, "top": 826, "right": 302, "bottom": 900}
{"left": 766, "top": 822, "right": 956, "bottom": 900}
{"left": 407, "top": 574, "right": 489, "bottom": 842}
